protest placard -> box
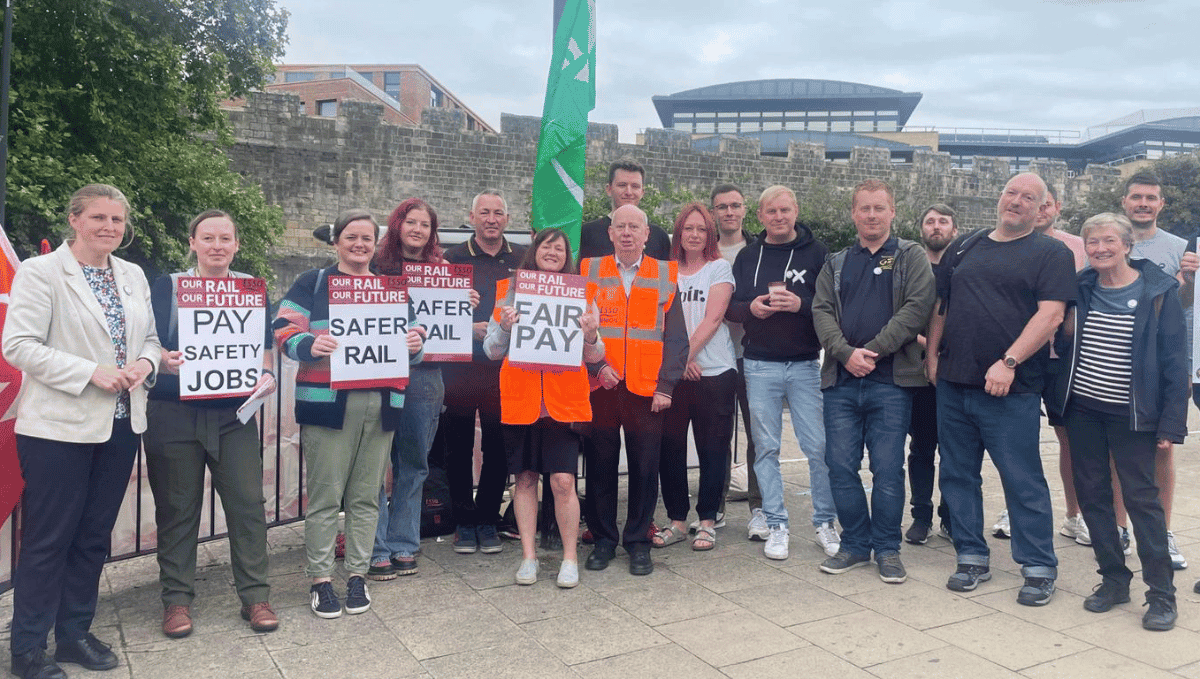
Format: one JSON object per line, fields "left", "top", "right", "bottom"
{"left": 176, "top": 277, "right": 268, "bottom": 399}
{"left": 328, "top": 275, "right": 410, "bottom": 390}
{"left": 404, "top": 262, "right": 473, "bottom": 361}
{"left": 507, "top": 269, "right": 588, "bottom": 371}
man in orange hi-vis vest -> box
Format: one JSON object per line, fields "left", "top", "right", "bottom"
{"left": 580, "top": 204, "right": 688, "bottom": 577}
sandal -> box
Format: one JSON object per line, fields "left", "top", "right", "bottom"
{"left": 692, "top": 526, "right": 716, "bottom": 551}
{"left": 652, "top": 525, "right": 687, "bottom": 548}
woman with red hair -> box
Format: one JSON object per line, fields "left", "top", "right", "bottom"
{"left": 367, "top": 198, "right": 463, "bottom": 580}
{"left": 653, "top": 203, "right": 737, "bottom": 551}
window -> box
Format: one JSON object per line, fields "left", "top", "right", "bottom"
{"left": 831, "top": 111, "right": 852, "bottom": 117}
{"left": 694, "top": 122, "right": 716, "bottom": 133}
{"left": 854, "top": 111, "right": 874, "bottom": 117}
{"left": 808, "top": 120, "right": 830, "bottom": 131}
{"left": 673, "top": 112, "right": 694, "bottom": 121}
{"left": 317, "top": 99, "right": 337, "bottom": 117}
{"left": 384, "top": 72, "right": 401, "bottom": 99}
{"left": 876, "top": 120, "right": 898, "bottom": 132}
{"left": 285, "top": 71, "right": 314, "bottom": 82}
{"left": 878, "top": 110, "right": 898, "bottom": 117}
{"left": 717, "top": 122, "right": 737, "bottom": 132}
{"left": 831, "top": 120, "right": 851, "bottom": 132}
{"left": 430, "top": 86, "right": 444, "bottom": 108}
{"left": 762, "top": 121, "right": 782, "bottom": 131}
{"left": 357, "top": 71, "right": 374, "bottom": 82}
{"left": 718, "top": 111, "right": 738, "bottom": 118}
{"left": 761, "top": 111, "right": 783, "bottom": 117}
{"left": 329, "top": 71, "right": 345, "bottom": 79}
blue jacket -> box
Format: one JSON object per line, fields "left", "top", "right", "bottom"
{"left": 1051, "top": 259, "right": 1188, "bottom": 443}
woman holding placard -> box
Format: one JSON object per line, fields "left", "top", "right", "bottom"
{"left": 653, "top": 203, "right": 737, "bottom": 552}
{"left": 484, "top": 227, "right": 602, "bottom": 588}
{"left": 4, "top": 184, "right": 160, "bottom": 677}
{"left": 145, "top": 210, "right": 279, "bottom": 639}
{"left": 274, "top": 209, "right": 425, "bottom": 620}
{"left": 368, "top": 198, "right": 448, "bottom": 581}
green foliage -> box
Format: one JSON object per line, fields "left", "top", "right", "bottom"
{"left": 580, "top": 164, "right": 940, "bottom": 253}
{"left": 5, "top": 0, "right": 288, "bottom": 278}
{"left": 1060, "top": 153, "right": 1200, "bottom": 239}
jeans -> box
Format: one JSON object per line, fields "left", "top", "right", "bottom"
{"left": 374, "top": 364, "right": 443, "bottom": 561}
{"left": 907, "top": 384, "right": 949, "bottom": 525}
{"left": 1065, "top": 405, "right": 1174, "bottom": 603}
{"left": 660, "top": 369, "right": 736, "bottom": 522}
{"left": 743, "top": 358, "right": 834, "bottom": 528}
{"left": 936, "top": 380, "right": 1057, "bottom": 578}
{"left": 823, "top": 378, "right": 912, "bottom": 556}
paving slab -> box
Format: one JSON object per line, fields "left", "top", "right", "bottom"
{"left": 789, "top": 609, "right": 946, "bottom": 667}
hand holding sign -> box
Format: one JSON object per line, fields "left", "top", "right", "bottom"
{"left": 581, "top": 302, "right": 599, "bottom": 344}
{"left": 498, "top": 306, "right": 520, "bottom": 332}
{"left": 407, "top": 326, "right": 426, "bottom": 355}
{"left": 311, "top": 334, "right": 339, "bottom": 358}
{"left": 160, "top": 349, "right": 184, "bottom": 375}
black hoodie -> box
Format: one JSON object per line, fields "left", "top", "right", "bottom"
{"left": 726, "top": 223, "right": 829, "bottom": 361}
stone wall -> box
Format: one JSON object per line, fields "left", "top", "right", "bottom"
{"left": 224, "top": 92, "right": 1124, "bottom": 285}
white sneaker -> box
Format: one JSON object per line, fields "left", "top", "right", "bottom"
{"left": 992, "top": 510, "right": 1010, "bottom": 538}
{"left": 815, "top": 522, "right": 840, "bottom": 557}
{"left": 1168, "top": 531, "right": 1188, "bottom": 570}
{"left": 764, "top": 525, "right": 790, "bottom": 560}
{"left": 515, "top": 558, "right": 539, "bottom": 585}
{"left": 747, "top": 508, "right": 770, "bottom": 541}
{"left": 1060, "top": 514, "right": 1091, "bottom": 546}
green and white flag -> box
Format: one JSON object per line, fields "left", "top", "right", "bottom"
{"left": 530, "top": 0, "right": 596, "bottom": 254}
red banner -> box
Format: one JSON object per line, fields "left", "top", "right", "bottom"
{"left": 0, "top": 227, "right": 24, "bottom": 526}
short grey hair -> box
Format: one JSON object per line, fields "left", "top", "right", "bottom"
{"left": 471, "top": 189, "right": 507, "bottom": 214}
{"left": 1080, "top": 212, "right": 1134, "bottom": 251}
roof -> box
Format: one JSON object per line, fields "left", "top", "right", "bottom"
{"left": 652, "top": 78, "right": 923, "bottom": 127}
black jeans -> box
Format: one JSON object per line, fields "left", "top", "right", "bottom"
{"left": 1065, "top": 405, "right": 1174, "bottom": 603}
{"left": 660, "top": 369, "right": 736, "bottom": 522}
{"left": 907, "top": 384, "right": 948, "bottom": 526}
{"left": 11, "top": 420, "right": 139, "bottom": 654}
{"left": 440, "top": 364, "right": 507, "bottom": 527}
{"left": 586, "top": 383, "right": 664, "bottom": 551}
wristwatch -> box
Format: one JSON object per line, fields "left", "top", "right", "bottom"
{"left": 1003, "top": 355, "right": 1019, "bottom": 369}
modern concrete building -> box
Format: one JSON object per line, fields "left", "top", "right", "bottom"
{"left": 653, "top": 79, "right": 1200, "bottom": 174}
{"left": 268, "top": 64, "right": 494, "bottom": 132}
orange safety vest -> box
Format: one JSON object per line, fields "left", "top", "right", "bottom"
{"left": 493, "top": 277, "right": 596, "bottom": 425}
{"left": 580, "top": 255, "right": 677, "bottom": 398}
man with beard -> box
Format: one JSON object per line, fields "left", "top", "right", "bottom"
{"left": 903, "top": 204, "right": 957, "bottom": 545}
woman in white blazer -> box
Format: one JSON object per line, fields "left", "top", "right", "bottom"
{"left": 3, "top": 184, "right": 162, "bottom": 679}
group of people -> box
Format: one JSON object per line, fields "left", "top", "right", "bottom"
{"left": 4, "top": 164, "right": 1195, "bottom": 678}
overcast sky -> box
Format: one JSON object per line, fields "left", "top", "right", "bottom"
{"left": 280, "top": 0, "right": 1196, "bottom": 143}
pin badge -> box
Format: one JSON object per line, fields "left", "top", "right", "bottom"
{"left": 1127, "top": 299, "right": 1137, "bottom": 308}
{"left": 123, "top": 285, "right": 132, "bottom": 296}
{"left": 873, "top": 267, "right": 882, "bottom": 275}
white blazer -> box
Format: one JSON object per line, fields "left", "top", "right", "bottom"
{"left": 3, "top": 242, "right": 161, "bottom": 442}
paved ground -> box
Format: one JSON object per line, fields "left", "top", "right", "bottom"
{"left": 6, "top": 411, "right": 1200, "bottom": 678}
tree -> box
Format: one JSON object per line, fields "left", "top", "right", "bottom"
{"left": 1061, "top": 153, "right": 1200, "bottom": 239}
{"left": 5, "top": 0, "right": 288, "bottom": 278}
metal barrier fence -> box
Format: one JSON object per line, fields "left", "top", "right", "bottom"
{"left": 0, "top": 357, "right": 306, "bottom": 594}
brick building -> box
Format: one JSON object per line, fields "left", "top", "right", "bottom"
{"left": 267, "top": 63, "right": 493, "bottom": 132}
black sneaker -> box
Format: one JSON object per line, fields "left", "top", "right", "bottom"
{"left": 310, "top": 581, "right": 342, "bottom": 619}
{"left": 366, "top": 559, "right": 397, "bottom": 581}
{"left": 905, "top": 521, "right": 931, "bottom": 545}
{"left": 477, "top": 524, "right": 503, "bottom": 554}
{"left": 877, "top": 552, "right": 907, "bottom": 584}
{"left": 1143, "top": 598, "right": 1177, "bottom": 631}
{"left": 1016, "top": 577, "right": 1055, "bottom": 606}
{"left": 1083, "top": 580, "right": 1130, "bottom": 613}
{"left": 345, "top": 575, "right": 371, "bottom": 614}
{"left": 391, "top": 555, "right": 418, "bottom": 576}
{"left": 453, "top": 525, "right": 478, "bottom": 554}
{"left": 819, "top": 550, "right": 872, "bottom": 574}
{"left": 946, "top": 564, "right": 991, "bottom": 592}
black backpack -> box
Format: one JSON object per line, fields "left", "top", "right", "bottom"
{"left": 420, "top": 465, "right": 455, "bottom": 538}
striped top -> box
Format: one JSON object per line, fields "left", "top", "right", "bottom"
{"left": 1072, "top": 308, "right": 1136, "bottom": 406}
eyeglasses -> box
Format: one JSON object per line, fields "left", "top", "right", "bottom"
{"left": 713, "top": 203, "right": 744, "bottom": 212}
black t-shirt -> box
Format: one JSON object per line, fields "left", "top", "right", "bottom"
{"left": 937, "top": 230, "right": 1076, "bottom": 393}
{"left": 443, "top": 236, "right": 528, "bottom": 365}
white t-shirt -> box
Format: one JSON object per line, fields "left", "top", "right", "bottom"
{"left": 678, "top": 258, "right": 737, "bottom": 376}
{"left": 719, "top": 239, "right": 748, "bottom": 359}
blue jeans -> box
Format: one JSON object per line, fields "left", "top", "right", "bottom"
{"left": 936, "top": 380, "right": 1057, "bottom": 578}
{"left": 743, "top": 358, "right": 834, "bottom": 528}
{"left": 823, "top": 378, "right": 912, "bottom": 556}
{"left": 373, "top": 365, "right": 443, "bottom": 560}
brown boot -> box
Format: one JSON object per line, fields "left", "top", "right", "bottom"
{"left": 162, "top": 604, "right": 192, "bottom": 638}
{"left": 241, "top": 602, "right": 280, "bottom": 632}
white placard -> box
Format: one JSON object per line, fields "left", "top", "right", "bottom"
{"left": 507, "top": 269, "right": 588, "bottom": 371}
{"left": 328, "top": 275, "right": 410, "bottom": 390}
{"left": 403, "top": 262, "right": 473, "bottom": 361}
{"left": 1193, "top": 237, "right": 1200, "bottom": 383}
{"left": 176, "top": 277, "right": 268, "bottom": 400}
